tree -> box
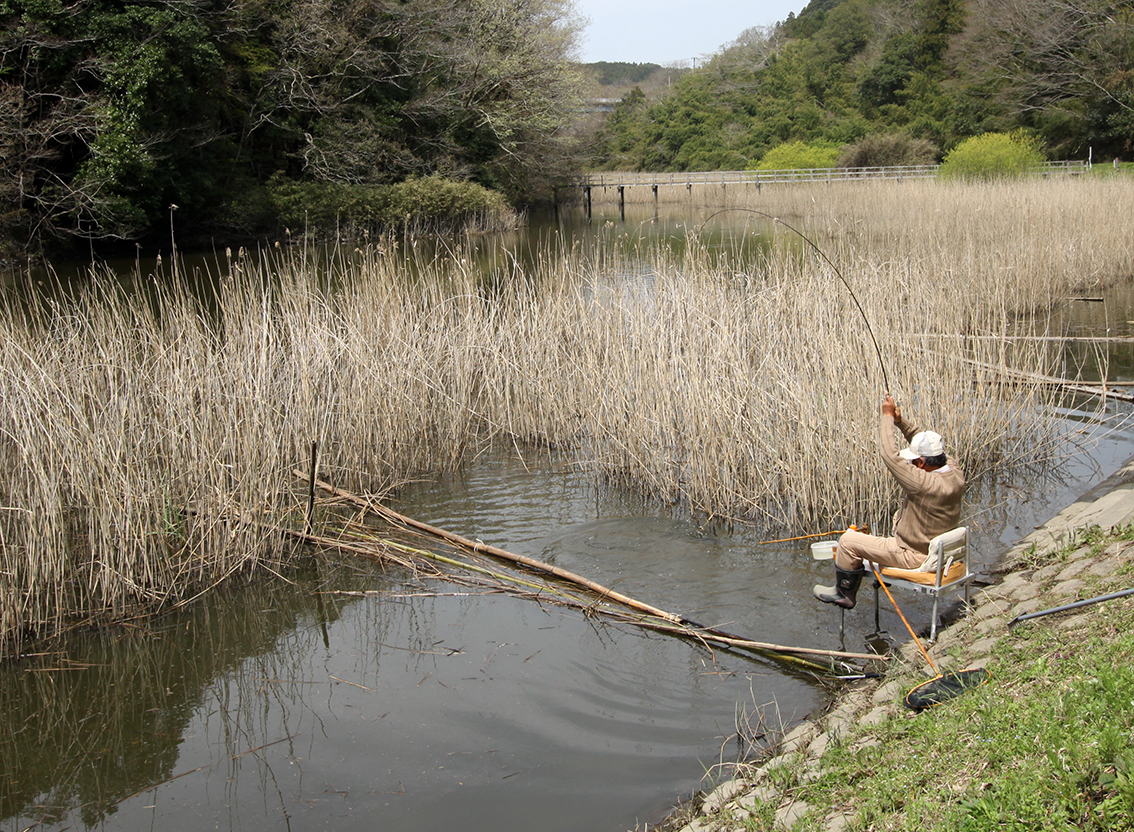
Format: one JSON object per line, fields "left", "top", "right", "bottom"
{"left": 721, "top": 24, "right": 789, "bottom": 73}
{"left": 859, "top": 32, "right": 921, "bottom": 110}
{"left": 406, "top": 0, "right": 585, "bottom": 196}
{"left": 1, "top": 0, "right": 119, "bottom": 249}
{"left": 1, "top": 0, "right": 250, "bottom": 248}
{"left": 0, "top": 0, "right": 585, "bottom": 254}
{"left": 955, "top": 0, "right": 1134, "bottom": 156}
{"left": 257, "top": 0, "right": 583, "bottom": 195}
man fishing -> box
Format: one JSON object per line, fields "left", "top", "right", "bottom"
{"left": 813, "top": 393, "right": 965, "bottom": 609}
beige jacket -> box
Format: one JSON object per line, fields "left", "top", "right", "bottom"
{"left": 880, "top": 412, "right": 965, "bottom": 558}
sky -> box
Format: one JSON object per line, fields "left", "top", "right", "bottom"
{"left": 571, "top": 0, "right": 811, "bottom": 65}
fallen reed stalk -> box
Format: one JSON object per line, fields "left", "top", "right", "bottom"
{"left": 950, "top": 355, "right": 1134, "bottom": 404}
{"left": 297, "top": 470, "right": 688, "bottom": 624}
{"left": 289, "top": 472, "right": 881, "bottom": 667}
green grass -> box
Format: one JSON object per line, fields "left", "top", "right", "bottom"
{"left": 749, "top": 528, "right": 1134, "bottom": 831}
{"left": 1085, "top": 161, "right": 1134, "bottom": 178}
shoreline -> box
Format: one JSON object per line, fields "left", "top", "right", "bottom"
{"left": 650, "top": 452, "right": 1134, "bottom": 832}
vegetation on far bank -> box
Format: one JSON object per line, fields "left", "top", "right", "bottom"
{"left": 4, "top": 0, "right": 1134, "bottom": 260}
{"left": 937, "top": 131, "right": 1046, "bottom": 180}
{"left": 0, "top": 0, "right": 582, "bottom": 257}
{"left": 265, "top": 175, "right": 517, "bottom": 237}
{"left": 588, "top": 0, "right": 1133, "bottom": 172}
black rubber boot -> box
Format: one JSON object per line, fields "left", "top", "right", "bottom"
{"left": 812, "top": 566, "right": 866, "bottom": 609}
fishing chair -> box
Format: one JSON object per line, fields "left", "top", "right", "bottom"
{"left": 870, "top": 526, "right": 973, "bottom": 641}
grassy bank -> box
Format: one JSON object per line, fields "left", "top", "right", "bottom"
{"left": 1, "top": 177, "right": 1132, "bottom": 655}
{"left": 265, "top": 175, "right": 521, "bottom": 239}
{"left": 685, "top": 525, "right": 1134, "bottom": 832}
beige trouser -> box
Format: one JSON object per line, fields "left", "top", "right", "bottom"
{"left": 834, "top": 529, "right": 925, "bottom": 572}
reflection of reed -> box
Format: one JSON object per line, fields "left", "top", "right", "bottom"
{"left": 1, "top": 178, "right": 1131, "bottom": 654}
{"left": 0, "top": 565, "right": 374, "bottom": 827}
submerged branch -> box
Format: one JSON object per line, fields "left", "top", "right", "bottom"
{"left": 957, "top": 356, "right": 1134, "bottom": 404}
{"left": 292, "top": 471, "right": 884, "bottom": 669}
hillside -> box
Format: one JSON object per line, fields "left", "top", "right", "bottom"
{"left": 586, "top": 0, "right": 1134, "bottom": 171}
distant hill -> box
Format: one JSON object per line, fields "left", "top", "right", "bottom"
{"left": 584, "top": 0, "right": 1133, "bottom": 171}
{"left": 585, "top": 62, "right": 664, "bottom": 87}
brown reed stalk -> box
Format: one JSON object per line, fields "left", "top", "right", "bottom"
{"left": 0, "top": 178, "right": 1130, "bottom": 656}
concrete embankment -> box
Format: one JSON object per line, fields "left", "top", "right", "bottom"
{"left": 655, "top": 454, "right": 1134, "bottom": 832}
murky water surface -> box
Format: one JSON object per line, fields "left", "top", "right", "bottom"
{"left": 3, "top": 205, "right": 1134, "bottom": 832}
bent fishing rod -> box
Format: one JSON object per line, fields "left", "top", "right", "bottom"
{"left": 698, "top": 207, "right": 891, "bottom": 393}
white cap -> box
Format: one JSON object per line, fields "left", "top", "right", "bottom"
{"left": 899, "top": 431, "right": 945, "bottom": 460}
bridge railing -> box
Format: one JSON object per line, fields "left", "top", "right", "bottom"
{"left": 581, "top": 161, "right": 1089, "bottom": 188}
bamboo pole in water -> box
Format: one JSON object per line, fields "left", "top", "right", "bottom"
{"left": 293, "top": 471, "right": 885, "bottom": 665}
{"left": 955, "top": 356, "right": 1134, "bottom": 404}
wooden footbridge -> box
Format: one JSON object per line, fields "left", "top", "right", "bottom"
{"left": 577, "top": 161, "right": 1089, "bottom": 219}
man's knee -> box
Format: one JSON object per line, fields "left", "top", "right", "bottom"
{"left": 835, "top": 530, "right": 868, "bottom": 570}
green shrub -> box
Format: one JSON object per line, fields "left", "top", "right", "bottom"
{"left": 836, "top": 133, "right": 939, "bottom": 167}
{"left": 267, "top": 178, "right": 355, "bottom": 232}
{"left": 383, "top": 176, "right": 510, "bottom": 225}
{"left": 266, "top": 175, "right": 512, "bottom": 236}
{"left": 749, "top": 140, "right": 843, "bottom": 171}
{"left": 938, "top": 131, "right": 1046, "bottom": 181}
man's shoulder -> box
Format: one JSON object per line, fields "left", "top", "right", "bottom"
{"left": 937, "top": 459, "right": 966, "bottom": 490}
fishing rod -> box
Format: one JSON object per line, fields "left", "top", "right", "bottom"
{"left": 698, "top": 207, "right": 891, "bottom": 393}
{"left": 1007, "top": 588, "right": 1134, "bottom": 629}
{"left": 756, "top": 525, "right": 867, "bottom": 545}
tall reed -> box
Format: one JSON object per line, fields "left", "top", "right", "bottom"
{"left": 1, "top": 178, "right": 1131, "bottom": 654}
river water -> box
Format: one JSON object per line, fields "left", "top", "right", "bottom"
{"left": 3, "top": 204, "right": 1134, "bottom": 832}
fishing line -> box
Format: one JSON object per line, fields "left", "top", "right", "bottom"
{"left": 698, "top": 208, "right": 890, "bottom": 392}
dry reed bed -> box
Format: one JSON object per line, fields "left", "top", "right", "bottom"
{"left": 0, "top": 178, "right": 1130, "bottom": 654}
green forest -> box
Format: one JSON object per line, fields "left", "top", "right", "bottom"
{"left": 588, "top": 0, "right": 1133, "bottom": 172}
{"left": 2, "top": 0, "right": 1132, "bottom": 257}
{"left": 0, "top": 0, "right": 583, "bottom": 256}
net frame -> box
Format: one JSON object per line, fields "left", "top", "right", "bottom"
{"left": 904, "top": 668, "right": 991, "bottom": 711}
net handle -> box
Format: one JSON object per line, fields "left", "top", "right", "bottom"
{"left": 871, "top": 563, "right": 939, "bottom": 676}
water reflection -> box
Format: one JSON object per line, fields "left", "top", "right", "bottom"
{"left": 0, "top": 561, "right": 357, "bottom": 828}
{"left": 0, "top": 463, "right": 831, "bottom": 832}
{"left": 3, "top": 204, "right": 776, "bottom": 300}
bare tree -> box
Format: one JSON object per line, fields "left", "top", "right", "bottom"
{"left": 396, "top": 0, "right": 585, "bottom": 193}
{"left": 723, "top": 24, "right": 789, "bottom": 72}
{"left": 258, "top": 0, "right": 584, "bottom": 194}
{"left": 957, "top": 0, "right": 1134, "bottom": 131}
{"left": 0, "top": 2, "right": 103, "bottom": 248}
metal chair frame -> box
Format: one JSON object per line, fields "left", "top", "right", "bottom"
{"left": 870, "top": 526, "right": 973, "bottom": 641}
